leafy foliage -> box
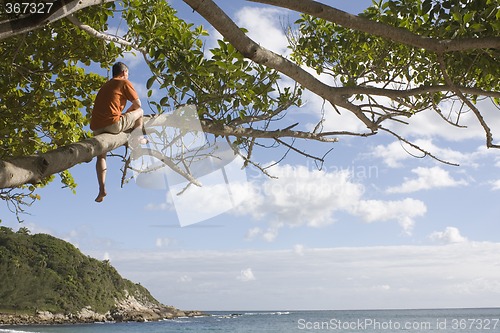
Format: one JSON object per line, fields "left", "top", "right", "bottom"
{"left": 0, "top": 3, "right": 122, "bottom": 192}
{"left": 366, "top": 0, "right": 500, "bottom": 95}
{"left": 291, "top": 0, "right": 499, "bottom": 108}
{"left": 0, "top": 226, "right": 158, "bottom": 313}
{"left": 122, "top": 0, "right": 299, "bottom": 124}
{"left": 1, "top": 0, "right": 300, "bottom": 214}
{"left": 0, "top": 0, "right": 499, "bottom": 217}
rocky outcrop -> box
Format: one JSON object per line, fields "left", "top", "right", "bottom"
{"left": 0, "top": 291, "right": 205, "bottom": 325}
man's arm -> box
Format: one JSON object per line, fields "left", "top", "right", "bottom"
{"left": 125, "top": 99, "right": 141, "bottom": 113}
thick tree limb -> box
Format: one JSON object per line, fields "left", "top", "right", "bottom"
{"left": 182, "top": 0, "right": 378, "bottom": 131}
{"left": 0, "top": 0, "right": 115, "bottom": 40}
{"left": 0, "top": 113, "right": 341, "bottom": 189}
{"left": 249, "top": 0, "right": 500, "bottom": 52}
{"left": 0, "top": 132, "right": 127, "bottom": 188}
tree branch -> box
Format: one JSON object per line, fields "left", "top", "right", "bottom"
{"left": 199, "top": 120, "right": 339, "bottom": 142}
{"left": 0, "top": 132, "right": 128, "bottom": 189}
{"left": 0, "top": 0, "right": 116, "bottom": 40}
{"left": 182, "top": 0, "right": 378, "bottom": 131}
{"left": 248, "top": 0, "right": 500, "bottom": 52}
{"left": 380, "top": 126, "right": 459, "bottom": 166}
{"left": 66, "top": 14, "right": 145, "bottom": 52}
{"left": 437, "top": 54, "right": 500, "bottom": 148}
{"left": 0, "top": 110, "right": 342, "bottom": 189}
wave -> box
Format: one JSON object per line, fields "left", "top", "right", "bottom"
{"left": 244, "top": 311, "right": 291, "bottom": 316}
{"left": 212, "top": 311, "right": 291, "bottom": 319}
{"left": 0, "top": 329, "right": 41, "bottom": 333}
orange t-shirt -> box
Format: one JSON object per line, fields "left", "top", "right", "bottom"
{"left": 90, "top": 78, "right": 139, "bottom": 130}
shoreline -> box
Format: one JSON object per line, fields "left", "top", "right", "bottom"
{"left": 0, "top": 309, "right": 206, "bottom": 326}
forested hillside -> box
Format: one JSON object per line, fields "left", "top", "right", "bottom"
{"left": 0, "top": 226, "right": 159, "bottom": 315}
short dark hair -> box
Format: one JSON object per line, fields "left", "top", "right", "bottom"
{"left": 112, "top": 62, "right": 128, "bottom": 77}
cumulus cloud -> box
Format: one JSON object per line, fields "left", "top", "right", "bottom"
{"left": 429, "top": 227, "right": 468, "bottom": 244}
{"left": 354, "top": 198, "right": 426, "bottom": 233}
{"left": 234, "top": 7, "right": 291, "bottom": 55}
{"left": 235, "top": 165, "right": 358, "bottom": 228}
{"left": 386, "top": 166, "right": 468, "bottom": 194}
{"left": 161, "top": 161, "right": 424, "bottom": 238}
{"left": 155, "top": 237, "right": 176, "bottom": 248}
{"left": 387, "top": 99, "right": 500, "bottom": 142}
{"left": 372, "top": 139, "right": 471, "bottom": 168}
{"left": 237, "top": 268, "right": 256, "bottom": 282}
{"left": 233, "top": 164, "right": 426, "bottom": 238}
{"left": 294, "top": 244, "right": 305, "bottom": 256}
{"left": 490, "top": 179, "right": 500, "bottom": 191}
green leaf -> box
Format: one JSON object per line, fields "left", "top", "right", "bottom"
{"left": 146, "top": 76, "right": 156, "bottom": 89}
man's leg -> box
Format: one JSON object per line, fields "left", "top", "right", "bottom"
{"left": 122, "top": 108, "right": 144, "bottom": 132}
{"left": 133, "top": 110, "right": 144, "bottom": 131}
{"left": 95, "top": 153, "right": 107, "bottom": 202}
{"left": 122, "top": 109, "right": 147, "bottom": 144}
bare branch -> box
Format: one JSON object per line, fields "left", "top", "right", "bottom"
{"left": 67, "top": 14, "right": 145, "bottom": 53}
{"left": 380, "top": 126, "right": 459, "bottom": 166}
{"left": 437, "top": 54, "right": 500, "bottom": 148}
{"left": 131, "top": 147, "right": 202, "bottom": 186}
{"left": 199, "top": 119, "right": 339, "bottom": 142}
{"left": 274, "top": 137, "right": 326, "bottom": 163}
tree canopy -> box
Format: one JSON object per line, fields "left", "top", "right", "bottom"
{"left": 0, "top": 0, "right": 499, "bottom": 217}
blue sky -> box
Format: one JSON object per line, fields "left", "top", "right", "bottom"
{"left": 3, "top": 0, "right": 500, "bottom": 311}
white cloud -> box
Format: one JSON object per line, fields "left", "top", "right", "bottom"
{"left": 354, "top": 198, "right": 426, "bottom": 233}
{"left": 155, "top": 237, "right": 176, "bottom": 248}
{"left": 145, "top": 202, "right": 170, "bottom": 211}
{"left": 490, "top": 179, "right": 500, "bottom": 191}
{"left": 429, "top": 227, "right": 468, "bottom": 244}
{"left": 387, "top": 99, "right": 500, "bottom": 142}
{"left": 235, "top": 7, "right": 290, "bottom": 55}
{"left": 386, "top": 166, "right": 468, "bottom": 193}
{"left": 233, "top": 164, "right": 426, "bottom": 238}
{"left": 107, "top": 242, "right": 500, "bottom": 310}
{"left": 237, "top": 268, "right": 256, "bottom": 282}
{"left": 178, "top": 275, "right": 192, "bottom": 283}
{"left": 294, "top": 244, "right": 305, "bottom": 256}
{"left": 245, "top": 227, "right": 263, "bottom": 240}
{"left": 372, "top": 139, "right": 471, "bottom": 168}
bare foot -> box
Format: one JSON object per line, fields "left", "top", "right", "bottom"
{"left": 95, "top": 190, "right": 107, "bottom": 203}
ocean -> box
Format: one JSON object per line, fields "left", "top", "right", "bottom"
{"left": 1, "top": 308, "right": 499, "bottom": 333}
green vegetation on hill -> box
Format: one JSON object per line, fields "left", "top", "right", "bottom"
{"left": 0, "top": 226, "right": 159, "bottom": 314}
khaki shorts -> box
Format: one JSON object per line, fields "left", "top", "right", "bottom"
{"left": 93, "top": 111, "right": 139, "bottom": 135}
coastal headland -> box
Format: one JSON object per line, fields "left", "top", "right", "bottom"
{"left": 0, "top": 227, "right": 204, "bottom": 325}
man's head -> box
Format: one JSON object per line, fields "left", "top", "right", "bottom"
{"left": 112, "top": 62, "right": 129, "bottom": 78}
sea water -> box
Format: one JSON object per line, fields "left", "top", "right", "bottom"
{"left": 1, "top": 308, "right": 499, "bottom": 333}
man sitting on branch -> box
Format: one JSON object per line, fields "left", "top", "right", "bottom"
{"left": 90, "top": 62, "right": 145, "bottom": 203}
